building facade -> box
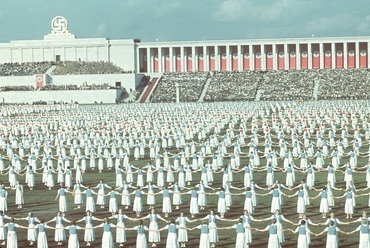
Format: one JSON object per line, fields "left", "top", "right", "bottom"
{"left": 0, "top": 17, "right": 369, "bottom": 74}
{"left": 137, "top": 37, "right": 370, "bottom": 73}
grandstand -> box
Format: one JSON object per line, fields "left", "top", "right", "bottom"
{"left": 0, "top": 16, "right": 369, "bottom": 104}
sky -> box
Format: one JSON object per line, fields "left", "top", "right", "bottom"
{"left": 0, "top": 0, "right": 369, "bottom": 43}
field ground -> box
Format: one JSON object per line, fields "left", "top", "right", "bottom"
{"left": 0, "top": 102, "right": 369, "bottom": 248}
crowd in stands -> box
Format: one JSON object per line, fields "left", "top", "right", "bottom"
{"left": 0, "top": 83, "right": 114, "bottom": 91}
{"left": 0, "top": 61, "right": 130, "bottom": 76}
{"left": 0, "top": 85, "right": 35, "bottom": 91}
{"left": 52, "top": 61, "right": 127, "bottom": 75}
{"left": 148, "top": 69, "right": 370, "bottom": 102}
{"left": 204, "top": 71, "right": 258, "bottom": 102}
{"left": 151, "top": 72, "right": 209, "bottom": 102}
{"left": 258, "top": 70, "right": 315, "bottom": 101}
{"left": 317, "top": 69, "right": 370, "bottom": 100}
{"left": 0, "top": 62, "right": 53, "bottom": 76}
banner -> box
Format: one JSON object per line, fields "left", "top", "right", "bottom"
{"left": 221, "top": 53, "right": 227, "bottom": 71}
{"left": 35, "top": 74, "right": 44, "bottom": 89}
{"left": 243, "top": 52, "right": 250, "bottom": 71}
{"left": 324, "top": 51, "right": 331, "bottom": 69}
{"left": 301, "top": 51, "right": 308, "bottom": 69}
{"left": 278, "top": 51, "right": 285, "bottom": 70}
{"left": 312, "top": 51, "right": 320, "bottom": 69}
{"left": 289, "top": 51, "right": 296, "bottom": 70}
{"left": 336, "top": 50, "right": 343, "bottom": 68}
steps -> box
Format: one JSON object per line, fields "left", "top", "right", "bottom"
{"left": 139, "top": 77, "right": 160, "bottom": 103}
{"left": 197, "top": 77, "right": 212, "bottom": 102}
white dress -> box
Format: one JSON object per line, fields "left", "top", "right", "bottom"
{"left": 164, "top": 224, "right": 179, "bottom": 248}
{"left": 53, "top": 216, "right": 67, "bottom": 242}
{"left": 147, "top": 214, "right": 161, "bottom": 242}
{"left": 5, "top": 223, "right": 20, "bottom": 248}
{"left": 134, "top": 225, "right": 148, "bottom": 248}
{"left": 176, "top": 216, "right": 190, "bottom": 242}
{"left": 197, "top": 224, "right": 211, "bottom": 248}
{"left": 65, "top": 225, "right": 82, "bottom": 248}
{"left": 99, "top": 223, "right": 116, "bottom": 248}
{"left": 36, "top": 224, "right": 50, "bottom": 248}
{"left": 115, "top": 214, "right": 127, "bottom": 243}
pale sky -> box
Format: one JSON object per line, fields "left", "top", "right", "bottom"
{"left": 0, "top": 0, "right": 369, "bottom": 43}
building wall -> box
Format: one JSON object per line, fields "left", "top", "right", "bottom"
{"left": 0, "top": 73, "right": 143, "bottom": 91}
{"left": 1, "top": 89, "right": 120, "bottom": 104}
{"left": 137, "top": 38, "right": 370, "bottom": 73}
{"left": 0, "top": 30, "right": 369, "bottom": 74}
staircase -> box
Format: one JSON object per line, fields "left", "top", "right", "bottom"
{"left": 139, "top": 76, "right": 160, "bottom": 103}
{"left": 197, "top": 77, "right": 212, "bottom": 102}
{"left": 46, "top": 65, "right": 57, "bottom": 75}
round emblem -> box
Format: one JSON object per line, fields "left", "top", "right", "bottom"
{"left": 267, "top": 52, "right": 273, "bottom": 58}
{"left": 290, "top": 52, "right": 296, "bottom": 58}
{"left": 336, "top": 50, "right": 343, "bottom": 57}
{"left": 221, "top": 53, "right": 227, "bottom": 59}
{"left": 360, "top": 50, "right": 367, "bottom": 56}
{"left": 36, "top": 76, "right": 43, "bottom": 83}
{"left": 348, "top": 50, "right": 355, "bottom": 57}
{"left": 313, "top": 51, "right": 320, "bottom": 57}
{"left": 176, "top": 55, "right": 181, "bottom": 60}
{"left": 165, "top": 55, "right": 170, "bottom": 60}
{"left": 51, "top": 16, "right": 68, "bottom": 34}
{"left": 325, "top": 51, "right": 331, "bottom": 57}
{"left": 154, "top": 55, "right": 159, "bottom": 61}
{"left": 210, "top": 53, "right": 216, "bottom": 60}
{"left": 244, "top": 53, "right": 250, "bottom": 59}
{"left": 188, "top": 54, "right": 192, "bottom": 60}
{"left": 199, "top": 54, "right": 204, "bottom": 60}
{"left": 302, "top": 51, "right": 308, "bottom": 57}
{"left": 233, "top": 53, "right": 238, "bottom": 59}
{"left": 255, "top": 52, "right": 261, "bottom": 59}
{"left": 278, "top": 52, "right": 284, "bottom": 58}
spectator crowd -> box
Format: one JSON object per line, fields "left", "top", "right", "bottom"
{"left": 151, "top": 72, "right": 209, "bottom": 102}
{"left": 52, "top": 61, "right": 127, "bottom": 75}
{"left": 0, "top": 62, "right": 53, "bottom": 76}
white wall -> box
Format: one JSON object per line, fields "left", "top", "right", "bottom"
{"left": 0, "top": 36, "right": 135, "bottom": 71}
{"left": 1, "top": 90, "right": 120, "bottom": 104}
{"left": 0, "top": 74, "right": 145, "bottom": 91}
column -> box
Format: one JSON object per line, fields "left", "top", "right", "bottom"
{"left": 193, "top": 46, "right": 198, "bottom": 72}
{"left": 331, "top": 43, "right": 336, "bottom": 69}
{"left": 158, "top": 47, "right": 162, "bottom": 72}
{"left": 319, "top": 43, "right": 324, "bottom": 69}
{"left": 136, "top": 48, "right": 140, "bottom": 73}
{"left": 204, "top": 46, "right": 209, "bottom": 71}
{"left": 226, "top": 45, "right": 231, "bottom": 71}
{"left": 368, "top": 42, "right": 370, "bottom": 68}
{"left": 180, "top": 46, "right": 185, "bottom": 72}
{"left": 284, "top": 43, "right": 288, "bottom": 69}
{"left": 169, "top": 47, "right": 174, "bottom": 72}
{"left": 249, "top": 45, "right": 254, "bottom": 70}
{"left": 237, "top": 45, "right": 242, "bottom": 71}
{"left": 215, "top": 46, "right": 219, "bottom": 71}
{"left": 272, "top": 44, "right": 277, "bottom": 70}
{"left": 261, "top": 45, "right": 266, "bottom": 71}
{"left": 296, "top": 44, "right": 301, "bottom": 70}
{"left": 343, "top": 43, "right": 348, "bottom": 68}
{"left": 146, "top": 48, "right": 152, "bottom": 73}
{"left": 355, "top": 42, "right": 360, "bottom": 68}
{"left": 308, "top": 44, "right": 312, "bottom": 69}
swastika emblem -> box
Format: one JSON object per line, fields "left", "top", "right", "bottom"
{"left": 36, "top": 76, "right": 43, "bottom": 83}
{"left": 51, "top": 16, "right": 68, "bottom": 34}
